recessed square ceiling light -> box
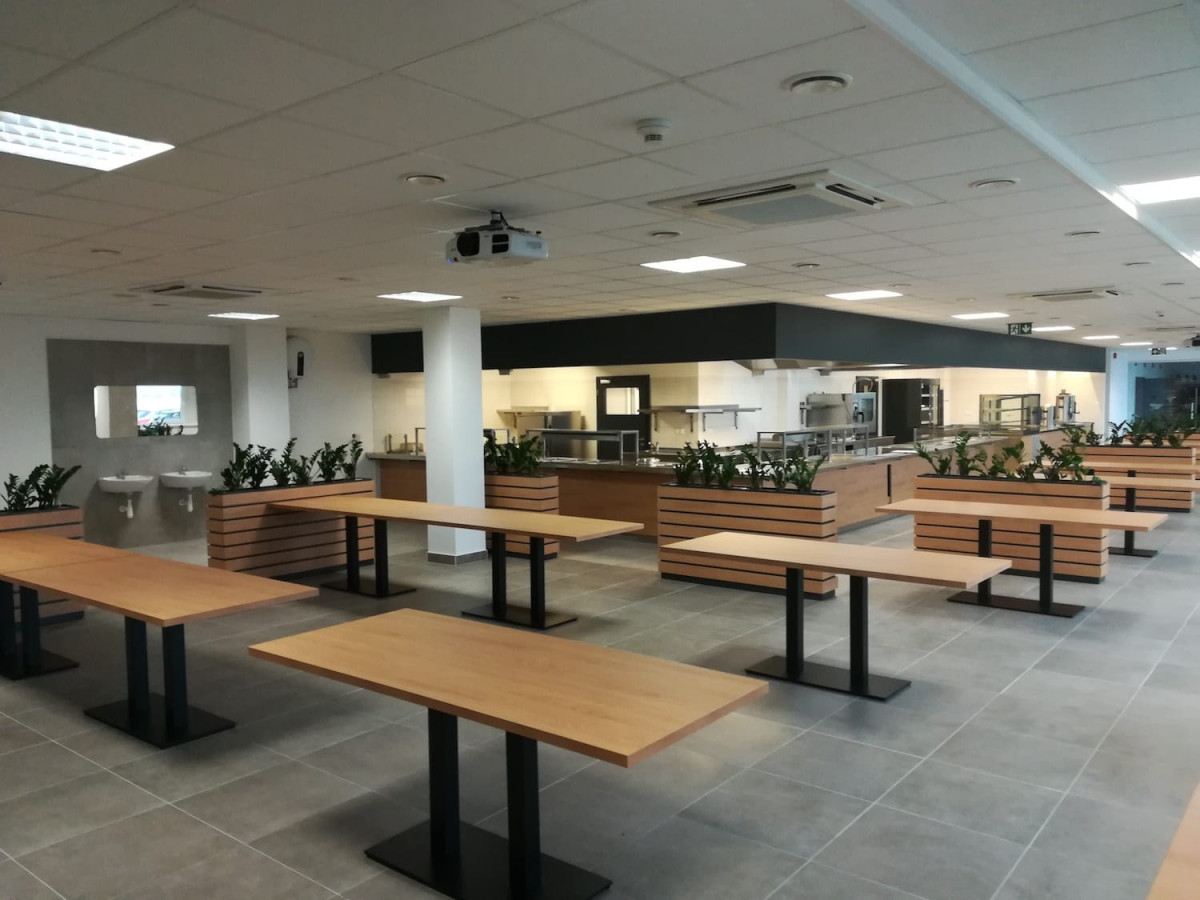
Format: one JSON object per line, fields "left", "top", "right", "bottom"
{"left": 378, "top": 292, "right": 463, "bottom": 302}
{"left": 951, "top": 312, "right": 1009, "bottom": 320}
{"left": 0, "top": 110, "right": 173, "bottom": 171}
{"left": 640, "top": 256, "right": 745, "bottom": 273}
{"left": 1120, "top": 175, "right": 1200, "bottom": 205}
{"left": 1031, "top": 325, "right": 1075, "bottom": 332}
{"left": 1120, "top": 341, "right": 1153, "bottom": 347}
{"left": 1082, "top": 334, "right": 1119, "bottom": 341}
{"left": 208, "top": 312, "right": 279, "bottom": 320}
{"left": 825, "top": 289, "right": 903, "bottom": 301}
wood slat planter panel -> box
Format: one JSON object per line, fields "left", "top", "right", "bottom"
{"left": 913, "top": 475, "right": 1109, "bottom": 583}
{"left": 1083, "top": 446, "right": 1196, "bottom": 511}
{"left": 207, "top": 480, "right": 375, "bottom": 578}
{"left": 657, "top": 485, "right": 837, "bottom": 598}
{"left": 0, "top": 506, "right": 87, "bottom": 623}
{"left": 485, "top": 474, "right": 560, "bottom": 558}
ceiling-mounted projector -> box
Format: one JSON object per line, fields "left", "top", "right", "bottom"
{"left": 446, "top": 210, "right": 547, "bottom": 265}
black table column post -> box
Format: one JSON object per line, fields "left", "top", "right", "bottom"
{"left": 849, "top": 576, "right": 868, "bottom": 696}
{"left": 0, "top": 581, "right": 16, "bottom": 663}
{"left": 529, "top": 537, "right": 546, "bottom": 630}
{"left": 162, "top": 624, "right": 189, "bottom": 738}
{"left": 506, "top": 732, "right": 542, "bottom": 898}
{"left": 428, "top": 709, "right": 461, "bottom": 881}
{"left": 1038, "top": 524, "right": 1055, "bottom": 615}
{"left": 345, "top": 515, "right": 361, "bottom": 593}
{"left": 125, "top": 618, "right": 151, "bottom": 726}
{"left": 19, "top": 587, "right": 42, "bottom": 672}
{"left": 977, "top": 519, "right": 993, "bottom": 606}
{"left": 491, "top": 532, "right": 508, "bottom": 620}
{"left": 785, "top": 567, "right": 804, "bottom": 681}
{"left": 374, "top": 519, "right": 390, "bottom": 598}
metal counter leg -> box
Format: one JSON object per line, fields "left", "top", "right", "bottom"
{"left": 1111, "top": 486, "right": 1156, "bottom": 558}
{"left": 0, "top": 584, "right": 77, "bottom": 680}
{"left": 463, "top": 536, "right": 575, "bottom": 630}
{"left": 324, "top": 517, "right": 415, "bottom": 597}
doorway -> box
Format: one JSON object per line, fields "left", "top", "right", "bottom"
{"left": 596, "top": 375, "right": 650, "bottom": 460}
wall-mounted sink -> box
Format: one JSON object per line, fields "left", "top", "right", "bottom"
{"left": 160, "top": 470, "right": 212, "bottom": 489}
{"left": 98, "top": 474, "right": 154, "bottom": 494}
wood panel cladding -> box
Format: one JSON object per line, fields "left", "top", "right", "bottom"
{"left": 912, "top": 475, "right": 1110, "bottom": 583}
{"left": 0, "top": 506, "right": 85, "bottom": 624}
{"left": 485, "top": 474, "right": 560, "bottom": 557}
{"left": 378, "top": 458, "right": 426, "bottom": 501}
{"left": 657, "top": 485, "right": 837, "bottom": 598}
{"left": 1082, "top": 446, "right": 1195, "bottom": 511}
{"left": 207, "top": 480, "right": 374, "bottom": 579}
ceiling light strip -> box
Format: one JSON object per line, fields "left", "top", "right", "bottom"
{"left": 0, "top": 110, "right": 172, "bottom": 171}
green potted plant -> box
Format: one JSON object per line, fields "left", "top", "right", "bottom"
{"left": 483, "top": 433, "right": 560, "bottom": 559}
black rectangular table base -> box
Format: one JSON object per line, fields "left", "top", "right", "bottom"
{"left": 0, "top": 649, "right": 78, "bottom": 681}
{"left": 746, "top": 654, "right": 911, "bottom": 701}
{"left": 1109, "top": 547, "right": 1158, "bottom": 559}
{"left": 322, "top": 576, "right": 416, "bottom": 599}
{"left": 460, "top": 604, "right": 576, "bottom": 630}
{"left": 947, "top": 590, "right": 1083, "bottom": 618}
{"left": 366, "top": 822, "right": 611, "bottom": 900}
{"left": 84, "top": 695, "right": 235, "bottom": 749}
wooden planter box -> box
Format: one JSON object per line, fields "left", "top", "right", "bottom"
{"left": 0, "top": 506, "right": 85, "bottom": 624}
{"left": 657, "top": 484, "right": 837, "bottom": 598}
{"left": 1082, "top": 445, "right": 1195, "bottom": 512}
{"left": 913, "top": 474, "right": 1110, "bottom": 583}
{"left": 207, "top": 480, "right": 374, "bottom": 579}
{"left": 485, "top": 473, "right": 560, "bottom": 558}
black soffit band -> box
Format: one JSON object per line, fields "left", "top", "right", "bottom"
{"left": 370, "top": 303, "right": 1105, "bottom": 375}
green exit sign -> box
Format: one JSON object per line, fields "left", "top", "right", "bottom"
{"left": 1007, "top": 322, "right": 1033, "bottom": 336}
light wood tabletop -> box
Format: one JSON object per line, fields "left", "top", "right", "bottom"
{"left": 1083, "top": 460, "right": 1200, "bottom": 475}
{"left": 665, "top": 532, "right": 1010, "bottom": 588}
{"left": 7, "top": 554, "right": 319, "bottom": 626}
{"left": 270, "top": 496, "right": 643, "bottom": 542}
{"left": 249, "top": 608, "right": 767, "bottom": 767}
{"left": 1148, "top": 784, "right": 1200, "bottom": 900}
{"left": 1101, "top": 475, "right": 1200, "bottom": 492}
{"left": 0, "top": 532, "right": 131, "bottom": 574}
{"left": 878, "top": 498, "right": 1167, "bottom": 532}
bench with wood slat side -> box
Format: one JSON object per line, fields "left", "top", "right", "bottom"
{"left": 1083, "top": 446, "right": 1196, "bottom": 511}
{"left": 912, "top": 476, "right": 1109, "bottom": 583}
{"left": 206, "top": 480, "right": 375, "bottom": 578}
{"left": 0, "top": 507, "right": 87, "bottom": 624}
{"left": 657, "top": 485, "right": 837, "bottom": 598}
{"left": 485, "top": 474, "right": 560, "bottom": 558}
{"left": 1148, "top": 784, "right": 1200, "bottom": 900}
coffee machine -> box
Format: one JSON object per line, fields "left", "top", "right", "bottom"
{"left": 1055, "top": 390, "right": 1078, "bottom": 425}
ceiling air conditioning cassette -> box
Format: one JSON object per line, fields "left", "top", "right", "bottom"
{"left": 136, "top": 282, "right": 264, "bottom": 301}
{"left": 650, "top": 169, "right": 905, "bottom": 227}
{"left": 1017, "top": 287, "right": 1121, "bottom": 302}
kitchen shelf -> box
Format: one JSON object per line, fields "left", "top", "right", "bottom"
{"left": 641, "top": 404, "right": 760, "bottom": 431}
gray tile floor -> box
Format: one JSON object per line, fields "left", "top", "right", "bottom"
{"left": 3, "top": 512, "right": 1198, "bottom": 899}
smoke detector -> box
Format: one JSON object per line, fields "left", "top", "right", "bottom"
{"left": 636, "top": 118, "right": 671, "bottom": 144}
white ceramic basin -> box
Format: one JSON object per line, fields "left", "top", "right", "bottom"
{"left": 98, "top": 474, "right": 154, "bottom": 494}
{"left": 160, "top": 470, "right": 212, "bottom": 489}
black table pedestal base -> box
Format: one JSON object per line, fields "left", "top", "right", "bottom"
{"left": 0, "top": 649, "right": 77, "bottom": 681}
{"left": 367, "top": 822, "right": 611, "bottom": 900}
{"left": 1109, "top": 546, "right": 1158, "bottom": 559}
{"left": 947, "top": 590, "right": 1083, "bottom": 618}
{"left": 746, "top": 654, "right": 910, "bottom": 701}
{"left": 461, "top": 604, "right": 575, "bottom": 630}
{"left": 322, "top": 575, "right": 416, "bottom": 598}
{"left": 84, "top": 695, "right": 234, "bottom": 749}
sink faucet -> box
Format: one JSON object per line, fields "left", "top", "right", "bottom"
{"left": 117, "top": 469, "right": 127, "bottom": 479}
{"left": 179, "top": 464, "right": 188, "bottom": 474}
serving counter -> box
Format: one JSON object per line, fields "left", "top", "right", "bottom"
{"left": 370, "top": 429, "right": 1054, "bottom": 536}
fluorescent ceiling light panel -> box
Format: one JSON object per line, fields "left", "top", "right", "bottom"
{"left": 1082, "top": 334, "right": 1119, "bottom": 340}
{"left": 951, "top": 312, "right": 1009, "bottom": 320}
{"left": 378, "top": 291, "right": 462, "bottom": 302}
{"left": 1031, "top": 325, "right": 1075, "bottom": 332}
{"left": 640, "top": 256, "right": 745, "bottom": 273}
{"left": 867, "top": 363, "right": 905, "bottom": 368}
{"left": 825, "top": 289, "right": 903, "bottom": 301}
{"left": 1121, "top": 175, "right": 1200, "bottom": 205}
{"left": 1120, "top": 341, "right": 1153, "bottom": 346}
{"left": 0, "top": 110, "right": 172, "bottom": 171}
{"left": 208, "top": 312, "right": 279, "bottom": 320}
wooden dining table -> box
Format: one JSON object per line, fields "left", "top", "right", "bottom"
{"left": 1101, "top": 475, "right": 1200, "bottom": 558}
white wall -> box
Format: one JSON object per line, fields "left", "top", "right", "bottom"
{"left": 286, "top": 329, "right": 376, "bottom": 476}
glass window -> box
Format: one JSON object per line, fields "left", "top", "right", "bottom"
{"left": 605, "top": 386, "right": 640, "bottom": 415}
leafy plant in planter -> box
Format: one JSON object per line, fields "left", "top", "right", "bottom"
{"left": 138, "top": 417, "right": 179, "bottom": 437}
{"left": 31, "top": 464, "right": 81, "bottom": 508}
{"left": 1061, "top": 425, "right": 1102, "bottom": 448}
{"left": 245, "top": 445, "right": 272, "bottom": 489}
{"left": 342, "top": 435, "right": 364, "bottom": 480}
{"left": 951, "top": 431, "right": 987, "bottom": 476}
{"left": 1127, "top": 416, "right": 1152, "bottom": 447}
{"left": 314, "top": 442, "right": 347, "bottom": 482}
{"left": 738, "top": 445, "right": 765, "bottom": 490}
{"left": 762, "top": 451, "right": 789, "bottom": 491}
{"left": 2, "top": 474, "right": 33, "bottom": 512}
{"left": 508, "top": 434, "right": 543, "bottom": 475}
{"left": 672, "top": 443, "right": 699, "bottom": 486}
{"left": 696, "top": 441, "right": 720, "bottom": 487}
{"left": 219, "top": 443, "right": 254, "bottom": 491}
{"left": 1108, "top": 420, "right": 1128, "bottom": 446}
{"left": 268, "top": 438, "right": 297, "bottom": 487}
{"left": 1167, "top": 416, "right": 1198, "bottom": 448}
{"left": 714, "top": 454, "right": 740, "bottom": 489}
{"left": 985, "top": 442, "right": 1025, "bottom": 478}
{"left": 915, "top": 443, "right": 952, "bottom": 476}
{"left": 290, "top": 452, "right": 315, "bottom": 486}
{"left": 787, "top": 452, "right": 826, "bottom": 493}
{"left": 1040, "top": 443, "right": 1100, "bottom": 483}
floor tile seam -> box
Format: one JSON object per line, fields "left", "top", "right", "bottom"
{"left": 6, "top": 857, "right": 68, "bottom": 900}
{"left": 895, "top": 754, "right": 1070, "bottom": 798}
{"left": 747, "top": 762, "right": 919, "bottom": 807}
{"left": 984, "top": 601, "right": 1194, "bottom": 899}
{"left": 762, "top": 859, "right": 934, "bottom": 900}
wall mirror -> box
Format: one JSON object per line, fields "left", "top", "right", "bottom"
{"left": 94, "top": 385, "right": 199, "bottom": 437}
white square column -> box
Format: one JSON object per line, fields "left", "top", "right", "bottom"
{"left": 423, "top": 306, "right": 487, "bottom": 563}
{"left": 229, "top": 323, "right": 291, "bottom": 448}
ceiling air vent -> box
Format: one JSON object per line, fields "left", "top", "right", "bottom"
{"left": 1017, "top": 287, "right": 1122, "bottom": 302}
{"left": 651, "top": 169, "right": 904, "bottom": 227}
{"left": 136, "top": 282, "right": 265, "bottom": 302}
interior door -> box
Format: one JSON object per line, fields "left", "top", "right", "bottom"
{"left": 596, "top": 375, "right": 650, "bottom": 460}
